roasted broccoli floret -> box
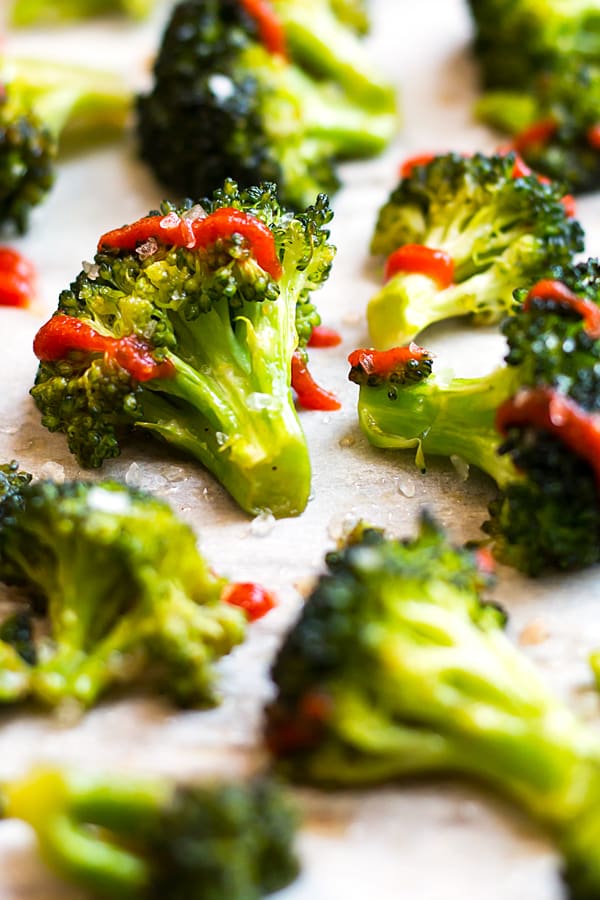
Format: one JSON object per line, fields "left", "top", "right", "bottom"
{"left": 31, "top": 181, "right": 335, "bottom": 518}
{"left": 350, "top": 260, "right": 600, "bottom": 574}
{"left": 465, "top": 0, "right": 600, "bottom": 90}
{"left": 2, "top": 767, "right": 299, "bottom": 899}
{"left": 265, "top": 514, "right": 600, "bottom": 898}
{"left": 368, "top": 152, "right": 583, "bottom": 347}
{"left": 136, "top": 0, "right": 396, "bottom": 210}
{"left": 476, "top": 61, "right": 600, "bottom": 195}
{"left": 10, "top": 0, "right": 156, "bottom": 25}
{"left": 0, "top": 56, "right": 130, "bottom": 233}
{"left": 0, "top": 463, "right": 250, "bottom": 708}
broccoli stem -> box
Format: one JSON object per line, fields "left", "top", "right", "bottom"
{"left": 10, "top": 0, "right": 154, "bottom": 25}
{"left": 356, "top": 364, "right": 520, "bottom": 487}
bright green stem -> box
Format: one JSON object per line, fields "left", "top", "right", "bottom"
{"left": 356, "top": 365, "right": 520, "bottom": 487}
{"left": 11, "top": 0, "right": 154, "bottom": 26}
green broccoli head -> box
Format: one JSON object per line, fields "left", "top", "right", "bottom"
{"left": 136, "top": 0, "right": 396, "bottom": 210}
{"left": 265, "top": 514, "right": 600, "bottom": 897}
{"left": 3, "top": 767, "right": 299, "bottom": 899}
{"left": 0, "top": 57, "right": 130, "bottom": 233}
{"left": 351, "top": 259, "right": 600, "bottom": 574}
{"left": 10, "top": 0, "right": 157, "bottom": 25}
{"left": 476, "top": 61, "right": 600, "bottom": 195}
{"left": 466, "top": 0, "right": 600, "bottom": 89}
{"left": 32, "top": 181, "right": 335, "bottom": 517}
{"left": 0, "top": 469, "right": 247, "bottom": 708}
{"left": 368, "top": 152, "right": 584, "bottom": 347}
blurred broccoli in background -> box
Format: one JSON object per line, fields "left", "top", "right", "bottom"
{"left": 266, "top": 514, "right": 600, "bottom": 898}
{"left": 136, "top": 0, "right": 397, "bottom": 210}
{"left": 0, "top": 462, "right": 250, "bottom": 708}
{"left": 10, "top": 0, "right": 157, "bottom": 26}
{"left": 0, "top": 56, "right": 130, "bottom": 233}
{"left": 1, "top": 767, "right": 299, "bottom": 899}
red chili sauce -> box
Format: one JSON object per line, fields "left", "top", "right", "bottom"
{"left": 348, "top": 343, "right": 430, "bottom": 379}
{"left": 291, "top": 350, "right": 341, "bottom": 411}
{"left": 222, "top": 581, "right": 276, "bottom": 621}
{"left": 240, "top": 0, "right": 287, "bottom": 57}
{"left": 523, "top": 279, "right": 600, "bottom": 339}
{"left": 0, "top": 247, "right": 36, "bottom": 308}
{"left": 308, "top": 325, "right": 342, "bottom": 348}
{"left": 385, "top": 244, "right": 454, "bottom": 288}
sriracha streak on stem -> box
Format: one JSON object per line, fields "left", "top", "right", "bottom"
{"left": 496, "top": 387, "right": 600, "bottom": 491}
{"left": 98, "top": 207, "right": 283, "bottom": 280}
{"left": 291, "top": 351, "right": 341, "bottom": 411}
{"left": 221, "top": 582, "right": 276, "bottom": 621}
{"left": 307, "top": 325, "right": 342, "bottom": 348}
{"left": 0, "top": 247, "right": 36, "bottom": 307}
{"left": 524, "top": 279, "right": 600, "bottom": 338}
{"left": 385, "top": 244, "right": 455, "bottom": 287}
{"left": 33, "top": 315, "right": 175, "bottom": 382}
{"left": 348, "top": 344, "right": 431, "bottom": 379}
{"left": 240, "top": 0, "right": 288, "bottom": 58}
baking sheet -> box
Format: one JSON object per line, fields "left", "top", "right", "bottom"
{"left": 1, "top": 1, "right": 600, "bottom": 896}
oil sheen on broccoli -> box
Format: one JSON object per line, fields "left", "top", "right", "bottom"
{"left": 0, "top": 463, "right": 247, "bottom": 708}
{"left": 136, "top": 0, "right": 397, "bottom": 210}
{"left": 1, "top": 767, "right": 299, "bottom": 899}
{"left": 266, "top": 514, "right": 600, "bottom": 898}
{"left": 368, "top": 152, "right": 583, "bottom": 347}
{"left": 10, "top": 0, "right": 157, "bottom": 25}
{"left": 350, "top": 260, "right": 600, "bottom": 574}
{"left": 0, "top": 56, "right": 130, "bottom": 233}
{"left": 31, "top": 181, "right": 335, "bottom": 518}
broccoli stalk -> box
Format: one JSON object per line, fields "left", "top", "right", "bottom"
{"left": 351, "top": 261, "right": 600, "bottom": 574}
{"left": 0, "top": 56, "right": 130, "bottom": 232}
{"left": 0, "top": 464, "right": 249, "bottom": 708}
{"left": 1, "top": 767, "right": 299, "bottom": 899}
{"left": 329, "top": 0, "right": 369, "bottom": 34}
{"left": 11, "top": 0, "right": 157, "bottom": 26}
{"left": 368, "top": 152, "right": 583, "bottom": 347}
{"left": 136, "top": 0, "right": 397, "bottom": 210}
{"left": 32, "top": 182, "right": 334, "bottom": 518}
{"left": 265, "top": 514, "right": 600, "bottom": 897}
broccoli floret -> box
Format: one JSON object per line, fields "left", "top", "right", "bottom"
{"left": 265, "top": 514, "right": 600, "bottom": 897}
{"left": 0, "top": 466, "right": 248, "bottom": 708}
{"left": 368, "top": 152, "right": 583, "bottom": 347}
{"left": 350, "top": 260, "right": 600, "bottom": 574}
{"left": 10, "top": 0, "right": 156, "bottom": 26}
{"left": 2, "top": 767, "right": 299, "bottom": 899}
{"left": 465, "top": 0, "right": 600, "bottom": 90}
{"left": 476, "top": 61, "right": 600, "bottom": 195}
{"left": 136, "top": 0, "right": 397, "bottom": 210}
{"left": 0, "top": 56, "right": 130, "bottom": 233}
{"left": 31, "top": 181, "right": 334, "bottom": 518}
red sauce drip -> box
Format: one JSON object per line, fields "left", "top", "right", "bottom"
{"left": 561, "top": 194, "right": 577, "bottom": 218}
{"left": 523, "top": 279, "right": 600, "bottom": 339}
{"left": 496, "top": 387, "right": 600, "bottom": 490}
{"left": 385, "top": 244, "right": 454, "bottom": 288}
{"left": 33, "top": 315, "right": 175, "bottom": 383}
{"left": 399, "top": 152, "right": 436, "bottom": 179}
{"left": 308, "top": 325, "right": 342, "bottom": 348}
{"left": 475, "top": 546, "right": 496, "bottom": 575}
{"left": 98, "top": 207, "right": 282, "bottom": 281}
{"left": 587, "top": 124, "right": 600, "bottom": 150}
{"left": 240, "top": 0, "right": 288, "bottom": 57}
{"left": 348, "top": 343, "right": 430, "bottom": 378}
{"left": 0, "top": 247, "right": 36, "bottom": 308}
{"left": 512, "top": 118, "right": 557, "bottom": 154}
{"left": 221, "top": 582, "right": 276, "bottom": 621}
{"left": 291, "top": 350, "right": 341, "bottom": 411}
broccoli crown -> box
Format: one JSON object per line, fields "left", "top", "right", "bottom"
{"left": 0, "top": 469, "right": 247, "bottom": 708}
{"left": 32, "top": 181, "right": 334, "bottom": 517}
{"left": 0, "top": 57, "right": 130, "bottom": 232}
{"left": 11, "top": 0, "right": 157, "bottom": 26}
{"left": 3, "top": 767, "right": 299, "bottom": 900}
{"left": 136, "top": 0, "right": 396, "bottom": 210}
{"left": 368, "top": 152, "right": 583, "bottom": 346}
{"left": 265, "top": 514, "right": 600, "bottom": 897}
{"left": 466, "top": 0, "right": 600, "bottom": 89}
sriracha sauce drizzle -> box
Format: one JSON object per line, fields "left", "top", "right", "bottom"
{"left": 0, "top": 247, "right": 36, "bottom": 308}
{"left": 221, "top": 581, "right": 276, "bottom": 621}
{"left": 98, "top": 207, "right": 282, "bottom": 281}
{"left": 348, "top": 343, "right": 430, "bottom": 379}
{"left": 496, "top": 387, "right": 600, "bottom": 490}
{"left": 523, "top": 279, "right": 600, "bottom": 339}
{"left": 307, "top": 325, "right": 342, "bottom": 348}
{"left": 240, "top": 0, "right": 287, "bottom": 58}
{"left": 291, "top": 351, "right": 341, "bottom": 411}
{"left": 385, "top": 244, "right": 455, "bottom": 288}
{"left": 33, "top": 315, "right": 175, "bottom": 383}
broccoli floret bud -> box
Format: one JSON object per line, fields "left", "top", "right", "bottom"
{"left": 0, "top": 57, "right": 130, "bottom": 233}
{"left": 265, "top": 514, "right": 600, "bottom": 895}
{"left": 368, "top": 152, "right": 584, "bottom": 346}
{"left": 11, "top": 0, "right": 157, "bottom": 26}
{"left": 0, "top": 469, "right": 247, "bottom": 708}
{"left": 2, "top": 767, "right": 299, "bottom": 899}
{"left": 31, "top": 182, "right": 335, "bottom": 517}
{"left": 136, "top": 0, "right": 396, "bottom": 210}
